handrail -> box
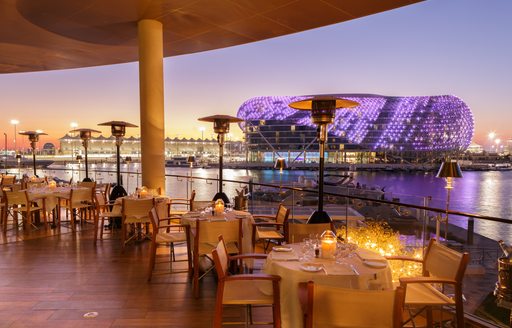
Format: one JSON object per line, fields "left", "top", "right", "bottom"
{"left": 166, "top": 173, "right": 512, "bottom": 225}
{"left": 30, "top": 165, "right": 512, "bottom": 226}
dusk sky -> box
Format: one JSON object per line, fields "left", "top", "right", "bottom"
{"left": 0, "top": 0, "right": 510, "bottom": 150}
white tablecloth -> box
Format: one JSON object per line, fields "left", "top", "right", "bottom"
{"left": 263, "top": 244, "right": 393, "bottom": 328}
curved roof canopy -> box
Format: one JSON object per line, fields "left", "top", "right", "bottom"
{"left": 1, "top": 0, "right": 421, "bottom": 73}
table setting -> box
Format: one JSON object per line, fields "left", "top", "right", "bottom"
{"left": 263, "top": 231, "right": 393, "bottom": 328}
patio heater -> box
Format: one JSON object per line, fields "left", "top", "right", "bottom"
{"left": 198, "top": 115, "right": 242, "bottom": 204}
{"left": 98, "top": 121, "right": 138, "bottom": 199}
{"left": 70, "top": 128, "right": 100, "bottom": 182}
{"left": 435, "top": 159, "right": 463, "bottom": 240}
{"left": 289, "top": 97, "right": 359, "bottom": 224}
{"left": 19, "top": 130, "right": 47, "bottom": 177}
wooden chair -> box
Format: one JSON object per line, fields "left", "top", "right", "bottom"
{"left": 1, "top": 175, "right": 17, "bottom": 191}
{"left": 212, "top": 235, "right": 281, "bottom": 328}
{"left": 298, "top": 281, "right": 405, "bottom": 328}
{"left": 286, "top": 221, "right": 334, "bottom": 244}
{"left": 193, "top": 218, "right": 242, "bottom": 298}
{"left": 3, "top": 189, "right": 46, "bottom": 230}
{"left": 95, "top": 183, "right": 111, "bottom": 204}
{"left": 252, "top": 204, "right": 290, "bottom": 252}
{"left": 169, "top": 190, "right": 196, "bottom": 216}
{"left": 387, "top": 239, "right": 469, "bottom": 327}
{"left": 59, "top": 187, "right": 95, "bottom": 228}
{"left": 147, "top": 201, "right": 191, "bottom": 281}
{"left": 93, "top": 193, "right": 121, "bottom": 244}
{"left": 121, "top": 197, "right": 154, "bottom": 249}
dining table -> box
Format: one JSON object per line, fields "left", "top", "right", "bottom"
{"left": 26, "top": 185, "right": 90, "bottom": 226}
{"left": 263, "top": 243, "right": 393, "bottom": 328}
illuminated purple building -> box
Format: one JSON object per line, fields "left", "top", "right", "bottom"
{"left": 237, "top": 94, "right": 473, "bottom": 163}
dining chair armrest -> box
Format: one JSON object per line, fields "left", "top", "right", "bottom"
{"left": 399, "top": 276, "right": 457, "bottom": 286}
{"left": 385, "top": 255, "right": 423, "bottom": 263}
{"left": 229, "top": 253, "right": 268, "bottom": 260}
{"left": 252, "top": 215, "right": 275, "bottom": 220}
{"left": 224, "top": 273, "right": 281, "bottom": 282}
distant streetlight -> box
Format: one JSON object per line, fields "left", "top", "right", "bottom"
{"left": 10, "top": 119, "right": 19, "bottom": 154}
{"left": 488, "top": 131, "right": 496, "bottom": 140}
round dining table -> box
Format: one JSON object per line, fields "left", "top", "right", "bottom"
{"left": 263, "top": 243, "right": 393, "bottom": 328}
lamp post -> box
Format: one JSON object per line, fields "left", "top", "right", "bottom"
{"left": 289, "top": 96, "right": 359, "bottom": 224}
{"left": 18, "top": 130, "right": 47, "bottom": 177}
{"left": 436, "top": 159, "right": 463, "bottom": 241}
{"left": 70, "top": 128, "right": 100, "bottom": 182}
{"left": 198, "top": 115, "right": 243, "bottom": 204}
{"left": 199, "top": 126, "right": 205, "bottom": 154}
{"left": 274, "top": 157, "right": 287, "bottom": 193}
{"left": 10, "top": 119, "right": 19, "bottom": 154}
{"left": 3, "top": 132, "right": 7, "bottom": 172}
{"left": 16, "top": 154, "right": 21, "bottom": 179}
{"left": 187, "top": 155, "right": 195, "bottom": 199}
{"left": 98, "top": 121, "right": 138, "bottom": 199}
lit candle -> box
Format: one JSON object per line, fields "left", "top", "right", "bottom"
{"left": 321, "top": 239, "right": 336, "bottom": 259}
{"left": 48, "top": 180, "right": 57, "bottom": 189}
{"left": 320, "top": 230, "right": 337, "bottom": 259}
{"left": 139, "top": 186, "right": 148, "bottom": 198}
{"left": 214, "top": 199, "right": 225, "bottom": 216}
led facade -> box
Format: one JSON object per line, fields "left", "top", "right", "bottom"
{"left": 237, "top": 94, "right": 473, "bottom": 162}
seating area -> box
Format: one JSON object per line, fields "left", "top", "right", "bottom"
{"left": 0, "top": 188, "right": 487, "bottom": 327}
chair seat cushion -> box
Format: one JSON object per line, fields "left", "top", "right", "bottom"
{"left": 156, "top": 232, "right": 187, "bottom": 243}
{"left": 405, "top": 283, "right": 455, "bottom": 306}
{"left": 256, "top": 229, "right": 284, "bottom": 240}
{"left": 223, "top": 279, "right": 274, "bottom": 305}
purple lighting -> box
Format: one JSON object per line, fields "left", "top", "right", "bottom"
{"left": 237, "top": 94, "right": 473, "bottom": 152}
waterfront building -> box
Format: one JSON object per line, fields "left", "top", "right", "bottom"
{"left": 58, "top": 134, "right": 244, "bottom": 161}
{"left": 237, "top": 94, "right": 474, "bottom": 164}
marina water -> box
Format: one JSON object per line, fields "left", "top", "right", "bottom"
{"left": 42, "top": 164, "right": 512, "bottom": 243}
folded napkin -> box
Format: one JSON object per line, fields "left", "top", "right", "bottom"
{"left": 355, "top": 249, "right": 387, "bottom": 262}
{"left": 270, "top": 251, "right": 299, "bottom": 261}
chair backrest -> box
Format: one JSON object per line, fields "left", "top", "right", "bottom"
{"left": 196, "top": 219, "right": 242, "bottom": 255}
{"left": 212, "top": 236, "right": 230, "bottom": 280}
{"left": 286, "top": 222, "right": 334, "bottom": 244}
{"left": 70, "top": 187, "right": 94, "bottom": 207}
{"left": 3, "top": 190, "right": 29, "bottom": 206}
{"left": 303, "top": 281, "right": 404, "bottom": 328}
{"left": 275, "top": 204, "right": 290, "bottom": 224}
{"left": 122, "top": 198, "right": 155, "bottom": 218}
{"left": 1, "top": 175, "right": 16, "bottom": 185}
{"left": 96, "top": 183, "right": 111, "bottom": 203}
{"left": 423, "top": 239, "right": 469, "bottom": 281}
{"left": 78, "top": 181, "right": 96, "bottom": 189}
{"left": 26, "top": 181, "right": 46, "bottom": 189}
